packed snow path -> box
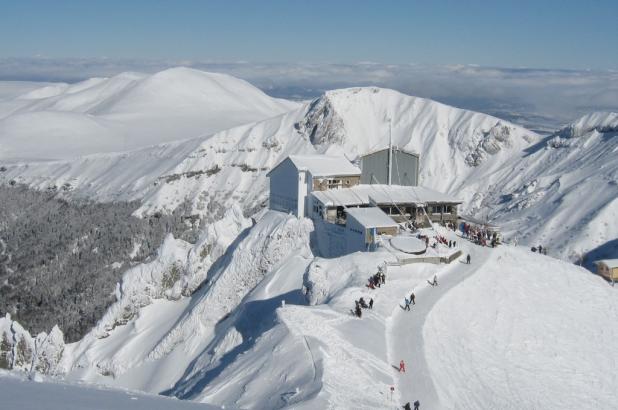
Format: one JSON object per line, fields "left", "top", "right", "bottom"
{"left": 391, "top": 239, "right": 492, "bottom": 408}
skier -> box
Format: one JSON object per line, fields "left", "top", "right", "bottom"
{"left": 414, "top": 400, "right": 420, "bottom": 410}
{"left": 466, "top": 254, "right": 471, "bottom": 264}
{"left": 403, "top": 402, "right": 412, "bottom": 410}
{"left": 359, "top": 297, "right": 368, "bottom": 309}
{"left": 410, "top": 292, "right": 415, "bottom": 305}
{"left": 399, "top": 359, "right": 406, "bottom": 373}
{"left": 404, "top": 297, "right": 411, "bottom": 311}
{"left": 538, "top": 244, "right": 543, "bottom": 254}
{"left": 369, "top": 298, "right": 374, "bottom": 309}
{"left": 430, "top": 275, "right": 438, "bottom": 286}
{"left": 355, "top": 304, "right": 362, "bottom": 318}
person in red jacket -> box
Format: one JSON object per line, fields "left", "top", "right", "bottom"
{"left": 399, "top": 360, "right": 406, "bottom": 373}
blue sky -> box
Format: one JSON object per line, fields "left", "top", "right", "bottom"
{"left": 1, "top": 0, "right": 617, "bottom": 69}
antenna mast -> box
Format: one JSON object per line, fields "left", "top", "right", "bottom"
{"left": 388, "top": 119, "right": 392, "bottom": 185}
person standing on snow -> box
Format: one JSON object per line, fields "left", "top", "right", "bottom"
{"left": 369, "top": 298, "right": 374, "bottom": 309}
{"left": 404, "top": 298, "right": 411, "bottom": 311}
{"left": 414, "top": 400, "right": 420, "bottom": 410}
{"left": 410, "top": 292, "right": 415, "bottom": 305}
{"left": 432, "top": 275, "right": 438, "bottom": 286}
{"left": 466, "top": 254, "right": 471, "bottom": 264}
{"left": 399, "top": 360, "right": 406, "bottom": 373}
{"left": 403, "top": 402, "right": 412, "bottom": 410}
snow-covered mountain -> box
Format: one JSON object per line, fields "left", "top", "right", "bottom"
{"left": 472, "top": 112, "right": 618, "bottom": 260}
{"left": 0, "top": 86, "right": 537, "bottom": 218}
{"left": 4, "top": 82, "right": 614, "bottom": 259}
{"left": 1, "top": 70, "right": 617, "bottom": 409}
{"left": 0, "top": 67, "right": 299, "bottom": 159}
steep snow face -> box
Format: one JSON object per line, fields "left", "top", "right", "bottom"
{"left": 554, "top": 111, "right": 618, "bottom": 138}
{"left": 0, "top": 68, "right": 299, "bottom": 159}
{"left": 477, "top": 112, "right": 618, "bottom": 260}
{"left": 57, "top": 211, "right": 312, "bottom": 399}
{"left": 301, "top": 88, "right": 538, "bottom": 192}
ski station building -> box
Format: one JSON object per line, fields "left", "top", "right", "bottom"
{"left": 267, "top": 148, "right": 462, "bottom": 256}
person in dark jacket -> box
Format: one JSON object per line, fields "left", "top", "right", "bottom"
{"left": 466, "top": 254, "right": 471, "bottom": 264}
{"left": 410, "top": 292, "right": 415, "bottom": 305}
{"left": 369, "top": 298, "right": 374, "bottom": 309}
{"left": 403, "top": 402, "right": 411, "bottom": 410}
{"left": 414, "top": 400, "right": 420, "bottom": 410}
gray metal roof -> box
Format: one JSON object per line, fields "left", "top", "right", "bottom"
{"left": 312, "top": 184, "right": 462, "bottom": 207}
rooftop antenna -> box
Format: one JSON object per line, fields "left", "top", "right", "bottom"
{"left": 388, "top": 118, "right": 393, "bottom": 185}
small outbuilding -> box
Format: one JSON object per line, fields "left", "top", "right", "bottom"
{"left": 594, "top": 259, "right": 618, "bottom": 282}
{"left": 345, "top": 207, "right": 399, "bottom": 253}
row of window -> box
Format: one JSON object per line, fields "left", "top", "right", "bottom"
{"left": 429, "top": 205, "right": 453, "bottom": 214}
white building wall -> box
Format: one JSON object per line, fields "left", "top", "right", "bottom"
{"left": 268, "top": 158, "right": 300, "bottom": 215}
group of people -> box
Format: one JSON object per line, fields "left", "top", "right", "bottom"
{"left": 353, "top": 296, "right": 374, "bottom": 318}
{"left": 403, "top": 400, "right": 420, "bottom": 410}
{"left": 367, "top": 268, "right": 386, "bottom": 289}
{"left": 460, "top": 222, "right": 500, "bottom": 247}
{"left": 403, "top": 291, "right": 416, "bottom": 311}
{"left": 531, "top": 244, "right": 548, "bottom": 255}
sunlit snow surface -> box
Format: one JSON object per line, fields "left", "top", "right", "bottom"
{"left": 0, "top": 370, "right": 216, "bottom": 410}
{"left": 1, "top": 70, "right": 617, "bottom": 409}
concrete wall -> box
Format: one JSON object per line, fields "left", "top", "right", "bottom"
{"left": 269, "top": 158, "right": 299, "bottom": 216}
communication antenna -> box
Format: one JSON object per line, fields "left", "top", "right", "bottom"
{"left": 388, "top": 119, "right": 393, "bottom": 185}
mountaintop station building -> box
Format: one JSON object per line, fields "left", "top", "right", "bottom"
{"left": 267, "top": 150, "right": 462, "bottom": 255}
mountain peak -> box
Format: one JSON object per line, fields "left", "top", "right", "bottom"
{"left": 556, "top": 111, "right": 618, "bottom": 138}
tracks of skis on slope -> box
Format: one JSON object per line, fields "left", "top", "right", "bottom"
{"left": 388, "top": 241, "right": 493, "bottom": 408}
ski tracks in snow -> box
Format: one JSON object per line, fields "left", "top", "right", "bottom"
{"left": 389, "top": 243, "right": 493, "bottom": 408}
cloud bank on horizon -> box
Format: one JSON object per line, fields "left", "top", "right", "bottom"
{"left": 1, "top": 57, "right": 616, "bottom": 132}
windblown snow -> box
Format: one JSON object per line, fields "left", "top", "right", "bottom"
{"left": 1, "top": 69, "right": 617, "bottom": 409}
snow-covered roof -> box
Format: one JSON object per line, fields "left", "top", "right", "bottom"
{"left": 346, "top": 207, "right": 398, "bottom": 228}
{"left": 288, "top": 155, "right": 361, "bottom": 177}
{"left": 595, "top": 259, "right": 618, "bottom": 269}
{"left": 361, "top": 146, "right": 419, "bottom": 158}
{"left": 312, "top": 184, "right": 463, "bottom": 207}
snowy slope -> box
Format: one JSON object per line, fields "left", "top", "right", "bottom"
{"left": 0, "top": 86, "right": 537, "bottom": 216}
{"left": 3, "top": 87, "right": 614, "bottom": 260}
{"left": 474, "top": 112, "right": 618, "bottom": 260}
{"left": 0, "top": 370, "right": 216, "bottom": 410}
{"left": 423, "top": 245, "right": 618, "bottom": 409}
{"left": 0, "top": 68, "right": 299, "bottom": 159}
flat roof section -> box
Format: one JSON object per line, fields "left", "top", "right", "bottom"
{"left": 288, "top": 155, "right": 361, "bottom": 177}
{"left": 312, "top": 184, "right": 463, "bottom": 207}
{"left": 346, "top": 207, "right": 399, "bottom": 228}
